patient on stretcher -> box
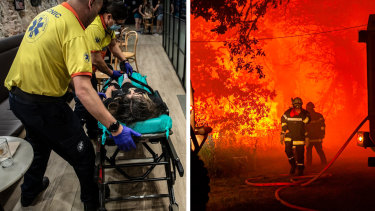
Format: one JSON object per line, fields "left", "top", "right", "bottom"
{"left": 102, "top": 77, "right": 167, "bottom": 125}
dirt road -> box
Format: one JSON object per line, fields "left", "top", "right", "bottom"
{"left": 206, "top": 144, "right": 375, "bottom": 211}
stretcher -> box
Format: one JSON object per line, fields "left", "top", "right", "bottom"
{"left": 94, "top": 73, "right": 184, "bottom": 211}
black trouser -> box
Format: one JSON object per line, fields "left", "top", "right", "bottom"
{"left": 74, "top": 74, "right": 99, "bottom": 138}
{"left": 285, "top": 141, "right": 305, "bottom": 166}
{"left": 306, "top": 141, "right": 327, "bottom": 165}
{"left": 9, "top": 93, "right": 98, "bottom": 204}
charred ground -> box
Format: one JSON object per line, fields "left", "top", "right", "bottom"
{"left": 205, "top": 144, "right": 375, "bottom": 211}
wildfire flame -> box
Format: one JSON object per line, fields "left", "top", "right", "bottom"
{"left": 191, "top": 0, "right": 373, "bottom": 150}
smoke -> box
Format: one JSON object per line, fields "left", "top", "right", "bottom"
{"left": 256, "top": 0, "right": 375, "bottom": 149}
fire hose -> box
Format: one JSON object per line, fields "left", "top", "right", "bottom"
{"left": 245, "top": 116, "right": 368, "bottom": 211}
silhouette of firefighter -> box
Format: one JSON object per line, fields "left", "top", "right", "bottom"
{"left": 305, "top": 102, "right": 327, "bottom": 166}
{"left": 280, "top": 97, "right": 310, "bottom": 176}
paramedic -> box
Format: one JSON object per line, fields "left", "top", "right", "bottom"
{"left": 4, "top": 0, "right": 140, "bottom": 210}
{"left": 280, "top": 97, "right": 310, "bottom": 176}
{"left": 74, "top": 0, "right": 133, "bottom": 139}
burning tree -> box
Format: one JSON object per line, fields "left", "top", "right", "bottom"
{"left": 191, "top": 0, "right": 286, "bottom": 149}
{"left": 191, "top": 0, "right": 288, "bottom": 78}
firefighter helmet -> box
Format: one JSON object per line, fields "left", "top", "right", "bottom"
{"left": 291, "top": 97, "right": 303, "bottom": 108}
{"left": 306, "top": 102, "right": 315, "bottom": 110}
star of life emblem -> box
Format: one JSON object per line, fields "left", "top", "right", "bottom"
{"left": 84, "top": 52, "right": 90, "bottom": 63}
{"left": 26, "top": 14, "right": 48, "bottom": 42}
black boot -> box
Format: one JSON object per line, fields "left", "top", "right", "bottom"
{"left": 297, "top": 165, "right": 304, "bottom": 176}
{"left": 289, "top": 158, "right": 296, "bottom": 175}
{"left": 21, "top": 177, "right": 50, "bottom": 207}
{"left": 84, "top": 202, "right": 99, "bottom": 211}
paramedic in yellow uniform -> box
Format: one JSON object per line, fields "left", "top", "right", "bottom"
{"left": 4, "top": 1, "right": 140, "bottom": 210}
{"left": 88, "top": 1, "right": 132, "bottom": 76}
{"left": 74, "top": 1, "right": 133, "bottom": 139}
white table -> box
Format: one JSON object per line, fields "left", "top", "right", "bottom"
{"left": 0, "top": 136, "right": 33, "bottom": 192}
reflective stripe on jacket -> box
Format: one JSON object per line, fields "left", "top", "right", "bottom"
{"left": 293, "top": 140, "right": 305, "bottom": 145}
{"left": 309, "top": 138, "right": 322, "bottom": 143}
{"left": 281, "top": 108, "right": 310, "bottom": 143}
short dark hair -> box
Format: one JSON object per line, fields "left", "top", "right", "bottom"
{"left": 99, "top": 0, "right": 128, "bottom": 20}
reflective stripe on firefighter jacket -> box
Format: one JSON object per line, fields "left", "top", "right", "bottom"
{"left": 306, "top": 111, "right": 325, "bottom": 139}
{"left": 293, "top": 140, "right": 305, "bottom": 145}
{"left": 281, "top": 108, "right": 310, "bottom": 144}
{"left": 308, "top": 139, "right": 322, "bottom": 143}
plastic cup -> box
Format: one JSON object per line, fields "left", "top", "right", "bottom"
{"left": 0, "top": 137, "right": 14, "bottom": 168}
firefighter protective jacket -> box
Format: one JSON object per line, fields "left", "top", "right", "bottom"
{"left": 306, "top": 111, "right": 325, "bottom": 140}
{"left": 281, "top": 108, "right": 310, "bottom": 144}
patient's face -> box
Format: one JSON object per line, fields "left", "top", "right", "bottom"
{"left": 126, "top": 88, "right": 143, "bottom": 98}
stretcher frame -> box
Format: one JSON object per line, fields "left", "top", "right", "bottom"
{"left": 94, "top": 76, "right": 184, "bottom": 211}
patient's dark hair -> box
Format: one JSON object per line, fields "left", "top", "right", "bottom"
{"left": 108, "top": 94, "right": 164, "bottom": 125}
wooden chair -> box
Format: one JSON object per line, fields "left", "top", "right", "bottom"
{"left": 109, "top": 27, "right": 128, "bottom": 68}
{"left": 116, "top": 27, "right": 129, "bottom": 48}
{"left": 115, "top": 31, "right": 139, "bottom": 73}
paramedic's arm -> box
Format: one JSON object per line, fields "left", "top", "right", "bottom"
{"left": 73, "top": 75, "right": 122, "bottom": 136}
{"left": 91, "top": 51, "right": 115, "bottom": 77}
{"left": 108, "top": 39, "right": 127, "bottom": 62}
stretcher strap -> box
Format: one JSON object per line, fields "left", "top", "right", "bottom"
{"left": 98, "top": 122, "right": 110, "bottom": 145}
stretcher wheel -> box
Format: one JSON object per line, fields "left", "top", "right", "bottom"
{"left": 191, "top": 152, "right": 210, "bottom": 211}
{"left": 169, "top": 203, "right": 179, "bottom": 211}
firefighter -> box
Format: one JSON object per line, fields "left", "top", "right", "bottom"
{"left": 280, "top": 97, "right": 310, "bottom": 176}
{"left": 305, "top": 102, "right": 327, "bottom": 166}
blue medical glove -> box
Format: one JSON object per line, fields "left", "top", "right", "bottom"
{"left": 111, "top": 70, "right": 122, "bottom": 79}
{"left": 111, "top": 126, "right": 141, "bottom": 151}
{"left": 98, "top": 92, "right": 107, "bottom": 99}
{"left": 120, "top": 60, "right": 133, "bottom": 76}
